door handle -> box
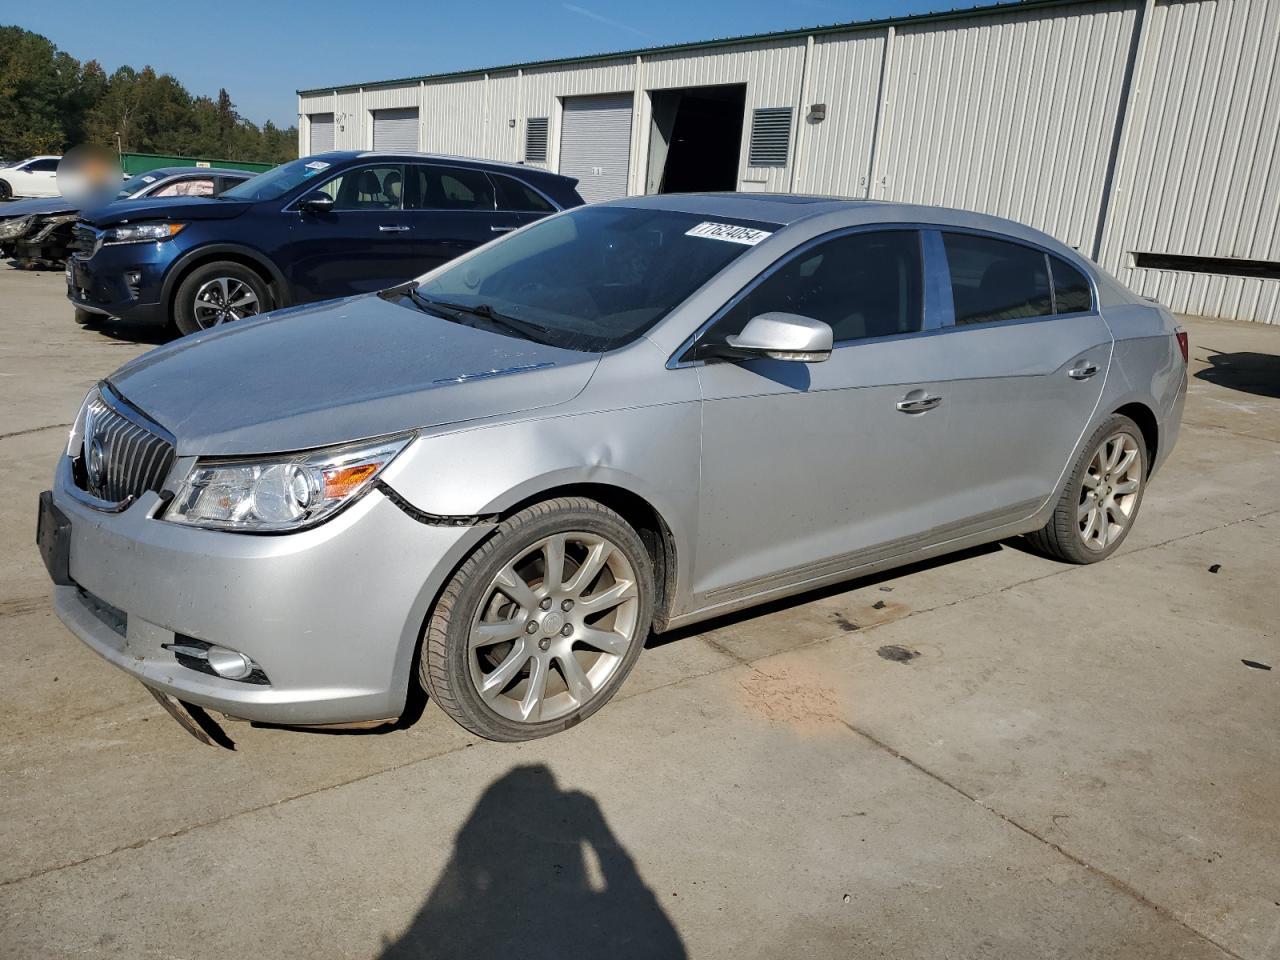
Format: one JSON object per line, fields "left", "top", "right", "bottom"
{"left": 490, "top": 225, "right": 517, "bottom": 234}
{"left": 378, "top": 225, "right": 411, "bottom": 233}
{"left": 1068, "top": 362, "right": 1099, "bottom": 380}
{"left": 896, "top": 394, "right": 942, "bottom": 413}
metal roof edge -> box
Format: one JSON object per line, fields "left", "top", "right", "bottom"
{"left": 296, "top": 0, "right": 1113, "bottom": 96}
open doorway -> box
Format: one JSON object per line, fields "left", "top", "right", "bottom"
{"left": 646, "top": 84, "right": 746, "bottom": 194}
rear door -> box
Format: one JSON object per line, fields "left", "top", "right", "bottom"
{"left": 401, "top": 164, "right": 522, "bottom": 275}
{"left": 925, "top": 230, "right": 1112, "bottom": 524}
{"left": 280, "top": 162, "right": 423, "bottom": 301}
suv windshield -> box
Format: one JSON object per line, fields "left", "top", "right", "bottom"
{"left": 415, "top": 206, "right": 778, "bottom": 352}
{"left": 217, "top": 156, "right": 337, "bottom": 202}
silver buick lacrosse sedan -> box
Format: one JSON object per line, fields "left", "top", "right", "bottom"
{"left": 40, "top": 194, "right": 1186, "bottom": 742}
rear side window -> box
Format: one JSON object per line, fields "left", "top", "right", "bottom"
{"left": 717, "top": 230, "right": 924, "bottom": 343}
{"left": 492, "top": 174, "right": 556, "bottom": 213}
{"left": 1050, "top": 256, "right": 1093, "bottom": 313}
{"left": 406, "top": 166, "right": 495, "bottom": 211}
{"left": 944, "top": 233, "right": 1052, "bottom": 325}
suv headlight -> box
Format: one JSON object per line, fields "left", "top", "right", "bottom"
{"left": 102, "top": 222, "right": 186, "bottom": 245}
{"left": 164, "top": 434, "right": 413, "bottom": 532}
{"left": 0, "top": 215, "right": 33, "bottom": 240}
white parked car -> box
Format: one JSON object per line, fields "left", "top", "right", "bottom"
{"left": 0, "top": 156, "right": 62, "bottom": 200}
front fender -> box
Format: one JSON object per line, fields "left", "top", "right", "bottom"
{"left": 160, "top": 242, "right": 290, "bottom": 309}
{"left": 378, "top": 401, "right": 703, "bottom": 608}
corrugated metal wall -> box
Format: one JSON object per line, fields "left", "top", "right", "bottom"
{"left": 1098, "top": 0, "right": 1280, "bottom": 322}
{"left": 298, "top": 0, "right": 1279, "bottom": 323}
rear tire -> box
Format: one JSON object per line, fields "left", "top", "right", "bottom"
{"left": 173, "top": 261, "right": 270, "bottom": 336}
{"left": 1026, "top": 413, "right": 1147, "bottom": 564}
{"left": 420, "top": 497, "right": 654, "bottom": 741}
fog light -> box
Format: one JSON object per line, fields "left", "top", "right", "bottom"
{"left": 125, "top": 270, "right": 142, "bottom": 299}
{"left": 205, "top": 646, "right": 255, "bottom": 680}
{"left": 162, "top": 635, "right": 268, "bottom": 684}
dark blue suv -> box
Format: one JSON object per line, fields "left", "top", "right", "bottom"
{"left": 67, "top": 152, "right": 584, "bottom": 335}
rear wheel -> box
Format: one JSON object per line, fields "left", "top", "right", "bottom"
{"left": 173, "top": 261, "right": 270, "bottom": 336}
{"left": 1026, "top": 413, "right": 1147, "bottom": 563}
{"left": 420, "top": 497, "right": 654, "bottom": 741}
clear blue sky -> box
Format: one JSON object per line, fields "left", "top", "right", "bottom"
{"left": 8, "top": 0, "right": 987, "bottom": 128}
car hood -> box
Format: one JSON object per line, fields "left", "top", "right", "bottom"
{"left": 107, "top": 293, "right": 600, "bottom": 456}
{"left": 0, "top": 196, "right": 75, "bottom": 219}
{"left": 83, "top": 196, "right": 252, "bottom": 226}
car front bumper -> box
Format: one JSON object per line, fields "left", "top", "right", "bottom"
{"left": 48, "top": 456, "right": 488, "bottom": 725}
{"left": 65, "top": 246, "right": 170, "bottom": 325}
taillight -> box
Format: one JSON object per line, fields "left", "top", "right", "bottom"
{"left": 1175, "top": 329, "right": 1189, "bottom": 364}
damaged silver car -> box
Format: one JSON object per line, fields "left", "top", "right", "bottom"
{"left": 39, "top": 195, "right": 1187, "bottom": 742}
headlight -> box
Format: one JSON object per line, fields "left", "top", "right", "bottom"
{"left": 30, "top": 212, "right": 79, "bottom": 242}
{"left": 102, "top": 222, "right": 186, "bottom": 245}
{"left": 0, "top": 216, "right": 33, "bottom": 240}
{"left": 164, "top": 434, "right": 413, "bottom": 532}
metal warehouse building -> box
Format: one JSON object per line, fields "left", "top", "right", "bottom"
{"left": 298, "top": 0, "right": 1279, "bottom": 324}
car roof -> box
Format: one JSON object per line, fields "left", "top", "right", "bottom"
{"left": 605, "top": 192, "right": 1077, "bottom": 253}
{"left": 307, "top": 150, "right": 573, "bottom": 181}
{"left": 136, "top": 166, "right": 255, "bottom": 179}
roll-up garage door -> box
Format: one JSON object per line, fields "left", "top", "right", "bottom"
{"left": 372, "top": 108, "right": 419, "bottom": 152}
{"left": 559, "top": 94, "right": 633, "bottom": 203}
{"left": 308, "top": 113, "right": 334, "bottom": 153}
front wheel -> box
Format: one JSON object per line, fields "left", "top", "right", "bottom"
{"left": 1026, "top": 413, "right": 1147, "bottom": 563}
{"left": 0, "top": 180, "right": 11, "bottom": 201}
{"left": 420, "top": 497, "right": 654, "bottom": 741}
{"left": 173, "top": 261, "right": 270, "bottom": 336}
{"left": 72, "top": 307, "right": 100, "bottom": 326}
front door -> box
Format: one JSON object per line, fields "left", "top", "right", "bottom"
{"left": 281, "top": 163, "right": 424, "bottom": 302}
{"left": 690, "top": 228, "right": 960, "bottom": 604}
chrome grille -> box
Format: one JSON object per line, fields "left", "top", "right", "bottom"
{"left": 80, "top": 392, "right": 175, "bottom": 504}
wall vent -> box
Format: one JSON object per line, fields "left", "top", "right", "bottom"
{"left": 525, "top": 117, "right": 549, "bottom": 163}
{"left": 748, "top": 107, "right": 792, "bottom": 167}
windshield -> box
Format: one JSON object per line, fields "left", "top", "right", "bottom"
{"left": 217, "top": 156, "right": 336, "bottom": 202}
{"left": 415, "top": 206, "right": 778, "bottom": 352}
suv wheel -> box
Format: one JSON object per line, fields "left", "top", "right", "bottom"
{"left": 1026, "top": 413, "right": 1147, "bottom": 564}
{"left": 420, "top": 497, "right": 654, "bottom": 741}
{"left": 72, "top": 307, "right": 99, "bottom": 326}
{"left": 173, "top": 261, "right": 270, "bottom": 335}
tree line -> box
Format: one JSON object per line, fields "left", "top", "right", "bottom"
{"left": 0, "top": 25, "right": 297, "bottom": 165}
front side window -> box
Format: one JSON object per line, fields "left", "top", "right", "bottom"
{"left": 28, "top": 158, "right": 60, "bottom": 172}
{"left": 714, "top": 230, "right": 924, "bottom": 343}
{"left": 415, "top": 206, "right": 774, "bottom": 351}
{"left": 944, "top": 232, "right": 1052, "bottom": 325}
{"left": 1050, "top": 255, "right": 1093, "bottom": 313}
{"left": 406, "top": 166, "right": 495, "bottom": 211}
{"left": 316, "top": 165, "right": 403, "bottom": 210}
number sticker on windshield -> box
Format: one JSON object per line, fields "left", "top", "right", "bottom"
{"left": 685, "top": 222, "right": 772, "bottom": 245}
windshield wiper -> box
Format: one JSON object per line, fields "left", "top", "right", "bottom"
{"left": 407, "top": 289, "right": 556, "bottom": 344}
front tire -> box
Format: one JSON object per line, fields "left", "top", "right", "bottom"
{"left": 420, "top": 497, "right": 654, "bottom": 741}
{"left": 173, "top": 261, "right": 270, "bottom": 336}
{"left": 1026, "top": 413, "right": 1147, "bottom": 563}
{"left": 72, "top": 307, "right": 100, "bottom": 326}
{"left": 0, "top": 180, "right": 11, "bottom": 201}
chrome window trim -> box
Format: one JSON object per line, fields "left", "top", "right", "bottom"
{"left": 668, "top": 221, "right": 1102, "bottom": 369}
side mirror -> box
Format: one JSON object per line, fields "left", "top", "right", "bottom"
{"left": 298, "top": 191, "right": 335, "bottom": 214}
{"left": 698, "top": 312, "right": 833, "bottom": 363}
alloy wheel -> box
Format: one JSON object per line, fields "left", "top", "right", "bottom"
{"left": 192, "top": 276, "right": 260, "bottom": 328}
{"left": 1078, "top": 432, "right": 1142, "bottom": 551}
{"left": 467, "top": 531, "right": 641, "bottom": 724}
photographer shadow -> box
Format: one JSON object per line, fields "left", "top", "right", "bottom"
{"left": 378, "top": 764, "right": 686, "bottom": 960}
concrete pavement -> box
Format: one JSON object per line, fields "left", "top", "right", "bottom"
{"left": 0, "top": 267, "right": 1276, "bottom": 959}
